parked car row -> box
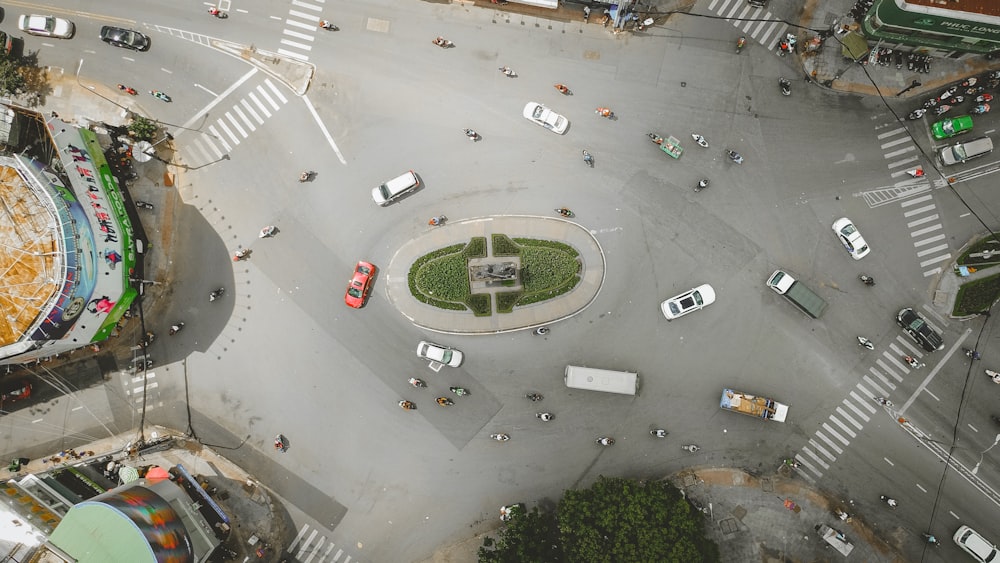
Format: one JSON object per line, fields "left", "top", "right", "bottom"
{"left": 10, "top": 14, "right": 150, "bottom": 52}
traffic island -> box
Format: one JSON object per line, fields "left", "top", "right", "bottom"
{"left": 384, "top": 215, "right": 605, "bottom": 334}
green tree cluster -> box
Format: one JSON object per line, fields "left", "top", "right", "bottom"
{"left": 479, "top": 476, "right": 719, "bottom": 563}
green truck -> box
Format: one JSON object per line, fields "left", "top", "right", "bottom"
{"left": 766, "top": 269, "right": 828, "bottom": 318}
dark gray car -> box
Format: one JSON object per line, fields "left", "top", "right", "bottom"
{"left": 99, "top": 26, "right": 150, "bottom": 51}
{"left": 896, "top": 308, "right": 944, "bottom": 352}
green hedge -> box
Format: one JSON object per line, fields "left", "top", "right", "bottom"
{"left": 957, "top": 234, "right": 1000, "bottom": 272}
{"left": 408, "top": 243, "right": 468, "bottom": 310}
{"left": 496, "top": 291, "right": 522, "bottom": 313}
{"left": 953, "top": 271, "right": 1000, "bottom": 316}
{"left": 467, "top": 293, "right": 492, "bottom": 316}
{"left": 492, "top": 234, "right": 521, "bottom": 256}
{"left": 465, "top": 237, "right": 487, "bottom": 259}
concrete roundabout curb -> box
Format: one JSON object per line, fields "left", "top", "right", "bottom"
{"left": 384, "top": 215, "right": 606, "bottom": 335}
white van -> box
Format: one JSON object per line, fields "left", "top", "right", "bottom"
{"left": 371, "top": 170, "right": 419, "bottom": 206}
{"left": 939, "top": 136, "right": 993, "bottom": 166}
{"left": 564, "top": 366, "right": 638, "bottom": 396}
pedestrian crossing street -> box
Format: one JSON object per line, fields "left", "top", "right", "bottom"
{"left": 706, "top": 0, "right": 791, "bottom": 53}
{"left": 289, "top": 524, "right": 356, "bottom": 563}
{"left": 278, "top": 0, "right": 330, "bottom": 61}
{"left": 179, "top": 78, "right": 291, "bottom": 169}
{"left": 870, "top": 123, "right": 952, "bottom": 277}
{"left": 790, "top": 316, "right": 942, "bottom": 480}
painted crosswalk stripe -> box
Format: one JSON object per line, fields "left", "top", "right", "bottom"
{"left": 265, "top": 79, "right": 289, "bottom": 104}
{"left": 800, "top": 447, "right": 831, "bottom": 469}
{"left": 256, "top": 85, "right": 281, "bottom": 111}
{"left": 216, "top": 118, "right": 241, "bottom": 146}
{"left": 900, "top": 193, "right": 933, "bottom": 207}
{"left": 208, "top": 125, "right": 232, "bottom": 152}
{"left": 822, "top": 423, "right": 851, "bottom": 446}
{"left": 829, "top": 415, "right": 858, "bottom": 438}
{"left": 808, "top": 438, "right": 837, "bottom": 461}
{"left": 248, "top": 92, "right": 272, "bottom": 118}
{"left": 913, "top": 233, "right": 946, "bottom": 247}
{"left": 277, "top": 49, "right": 311, "bottom": 61}
{"left": 283, "top": 29, "right": 315, "bottom": 41}
{"left": 836, "top": 407, "right": 864, "bottom": 430}
{"left": 231, "top": 104, "right": 257, "bottom": 131}
{"left": 903, "top": 204, "right": 936, "bottom": 217}
{"left": 240, "top": 99, "right": 265, "bottom": 125}
{"left": 225, "top": 112, "right": 248, "bottom": 139}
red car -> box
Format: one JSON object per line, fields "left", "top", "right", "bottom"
{"left": 345, "top": 261, "right": 376, "bottom": 308}
{"left": 1, "top": 380, "right": 31, "bottom": 407}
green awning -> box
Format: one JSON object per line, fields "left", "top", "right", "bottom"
{"left": 841, "top": 32, "right": 869, "bottom": 61}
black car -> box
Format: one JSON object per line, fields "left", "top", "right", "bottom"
{"left": 99, "top": 26, "right": 150, "bottom": 51}
{"left": 896, "top": 308, "right": 944, "bottom": 352}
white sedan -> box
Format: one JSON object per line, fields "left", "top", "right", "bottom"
{"left": 831, "top": 217, "right": 870, "bottom": 260}
{"left": 660, "top": 284, "right": 716, "bottom": 320}
{"left": 18, "top": 15, "right": 74, "bottom": 39}
{"left": 417, "top": 341, "right": 464, "bottom": 367}
{"left": 522, "top": 102, "right": 568, "bottom": 135}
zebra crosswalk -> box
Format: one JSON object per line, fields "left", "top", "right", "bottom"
{"left": 706, "top": 0, "right": 791, "bottom": 53}
{"left": 124, "top": 371, "right": 161, "bottom": 414}
{"left": 179, "top": 78, "right": 291, "bottom": 168}
{"left": 278, "top": 0, "right": 331, "bottom": 61}
{"left": 791, "top": 325, "right": 939, "bottom": 479}
{"left": 288, "top": 524, "right": 357, "bottom": 563}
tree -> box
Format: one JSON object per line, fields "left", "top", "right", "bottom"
{"left": 127, "top": 115, "right": 158, "bottom": 142}
{"left": 0, "top": 58, "right": 27, "bottom": 97}
{"left": 479, "top": 478, "right": 719, "bottom": 563}
{"left": 478, "top": 504, "right": 564, "bottom": 563}
{"left": 558, "top": 476, "right": 719, "bottom": 563}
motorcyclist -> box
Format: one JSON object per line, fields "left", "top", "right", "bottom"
{"left": 436, "top": 397, "right": 454, "bottom": 406}
{"left": 595, "top": 107, "right": 613, "bottom": 118}
{"left": 463, "top": 128, "right": 477, "bottom": 140}
{"left": 526, "top": 392, "right": 543, "bottom": 401}
{"left": 597, "top": 437, "right": 615, "bottom": 446}
{"left": 533, "top": 327, "right": 549, "bottom": 335}
{"left": 536, "top": 412, "right": 553, "bottom": 421}
{"left": 966, "top": 348, "right": 982, "bottom": 360}
{"left": 582, "top": 150, "right": 593, "bottom": 164}
{"left": 169, "top": 323, "right": 184, "bottom": 335}
{"left": 727, "top": 150, "right": 743, "bottom": 163}
{"left": 408, "top": 378, "right": 425, "bottom": 388}
{"left": 651, "top": 429, "right": 668, "bottom": 438}
{"left": 875, "top": 397, "right": 892, "bottom": 406}
{"left": 210, "top": 288, "right": 225, "bottom": 301}
{"left": 299, "top": 171, "right": 311, "bottom": 182}
{"left": 556, "top": 208, "right": 573, "bottom": 217}
{"left": 398, "top": 400, "right": 416, "bottom": 410}
{"left": 554, "top": 83, "right": 569, "bottom": 94}
{"left": 209, "top": 6, "right": 220, "bottom": 15}
{"left": 450, "top": 386, "right": 469, "bottom": 396}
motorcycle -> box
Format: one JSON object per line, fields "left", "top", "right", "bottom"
{"left": 490, "top": 433, "right": 510, "bottom": 442}
{"left": 436, "top": 397, "right": 455, "bottom": 406}
{"left": 933, "top": 104, "right": 952, "bottom": 115}
{"left": 691, "top": 133, "right": 709, "bottom": 148}
{"left": 987, "top": 369, "right": 1000, "bottom": 384}
{"left": 463, "top": 128, "right": 479, "bottom": 141}
{"left": 432, "top": 37, "right": 452, "bottom": 47}
{"left": 650, "top": 428, "right": 668, "bottom": 438}
{"left": 903, "top": 355, "right": 924, "bottom": 369}
{"left": 874, "top": 396, "right": 893, "bottom": 407}
{"left": 408, "top": 378, "right": 426, "bottom": 388}
{"left": 274, "top": 434, "right": 288, "bottom": 452}
{"left": 727, "top": 149, "right": 744, "bottom": 164}
{"left": 209, "top": 287, "right": 225, "bottom": 302}
{"left": 939, "top": 85, "right": 958, "bottom": 99}
{"left": 967, "top": 85, "right": 986, "bottom": 96}
{"left": 498, "top": 66, "right": 517, "bottom": 77}
{"left": 298, "top": 170, "right": 313, "bottom": 182}
{"left": 736, "top": 36, "right": 746, "bottom": 53}
{"left": 972, "top": 103, "right": 991, "bottom": 115}
{"left": 694, "top": 179, "right": 709, "bottom": 193}
{"left": 319, "top": 20, "right": 338, "bottom": 31}
{"left": 233, "top": 248, "right": 250, "bottom": 261}
{"left": 922, "top": 97, "right": 940, "bottom": 109}
{"left": 594, "top": 107, "right": 614, "bottom": 118}
{"left": 964, "top": 347, "right": 982, "bottom": 360}
{"left": 208, "top": 7, "right": 228, "bottom": 18}
{"left": 777, "top": 33, "right": 796, "bottom": 56}
{"left": 779, "top": 77, "right": 791, "bottom": 96}
{"left": 533, "top": 326, "right": 550, "bottom": 335}
{"left": 169, "top": 322, "right": 184, "bottom": 335}
{"left": 117, "top": 84, "right": 138, "bottom": 95}
{"left": 398, "top": 400, "right": 416, "bottom": 410}
{"left": 554, "top": 83, "right": 570, "bottom": 95}
{"left": 259, "top": 225, "right": 277, "bottom": 238}
{"left": 961, "top": 77, "right": 978, "bottom": 88}
{"left": 906, "top": 167, "right": 925, "bottom": 178}
{"left": 907, "top": 108, "right": 926, "bottom": 120}
{"left": 536, "top": 412, "right": 554, "bottom": 421}
{"left": 450, "top": 386, "right": 470, "bottom": 396}
{"left": 859, "top": 274, "right": 875, "bottom": 286}
{"left": 429, "top": 215, "right": 447, "bottom": 226}
{"left": 648, "top": 132, "right": 664, "bottom": 144}
{"left": 135, "top": 200, "right": 154, "bottom": 210}
{"left": 596, "top": 437, "right": 615, "bottom": 446}
{"left": 554, "top": 208, "right": 574, "bottom": 218}
{"left": 582, "top": 150, "right": 594, "bottom": 167}
{"left": 142, "top": 331, "right": 155, "bottom": 346}
{"left": 858, "top": 336, "right": 874, "bottom": 350}
{"left": 525, "top": 392, "right": 544, "bottom": 401}
{"left": 880, "top": 495, "right": 898, "bottom": 508}
{"left": 149, "top": 90, "right": 172, "bottom": 102}
{"left": 681, "top": 444, "right": 700, "bottom": 452}
{"left": 976, "top": 94, "right": 993, "bottom": 103}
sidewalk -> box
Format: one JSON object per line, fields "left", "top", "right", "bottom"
{"left": 421, "top": 467, "right": 893, "bottom": 562}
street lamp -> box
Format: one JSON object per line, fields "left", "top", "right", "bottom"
{"left": 895, "top": 79, "right": 922, "bottom": 97}
{"left": 971, "top": 433, "right": 1000, "bottom": 475}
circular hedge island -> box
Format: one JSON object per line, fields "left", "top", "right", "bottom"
{"left": 409, "top": 234, "right": 582, "bottom": 317}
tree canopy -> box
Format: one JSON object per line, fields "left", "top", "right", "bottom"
{"left": 479, "top": 477, "right": 720, "bottom": 563}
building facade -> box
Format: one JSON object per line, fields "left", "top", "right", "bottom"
{"left": 863, "top": 0, "right": 1000, "bottom": 56}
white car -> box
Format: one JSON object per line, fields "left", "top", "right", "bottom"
{"left": 954, "top": 525, "right": 998, "bottom": 562}
{"left": 660, "top": 284, "right": 716, "bottom": 320}
{"left": 522, "top": 102, "right": 568, "bottom": 134}
{"left": 18, "top": 15, "right": 74, "bottom": 39}
{"left": 416, "top": 341, "right": 464, "bottom": 367}
{"left": 831, "top": 217, "right": 870, "bottom": 260}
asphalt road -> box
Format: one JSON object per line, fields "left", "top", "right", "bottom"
{"left": 4, "top": 0, "right": 1000, "bottom": 561}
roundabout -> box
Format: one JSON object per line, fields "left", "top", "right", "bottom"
{"left": 385, "top": 215, "right": 605, "bottom": 334}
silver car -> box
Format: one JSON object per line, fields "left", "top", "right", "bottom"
{"left": 522, "top": 102, "right": 568, "bottom": 134}
{"left": 18, "top": 15, "right": 74, "bottom": 39}
{"left": 416, "top": 341, "right": 464, "bottom": 367}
